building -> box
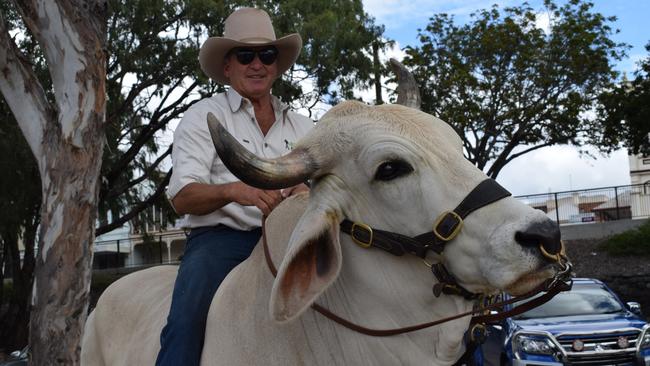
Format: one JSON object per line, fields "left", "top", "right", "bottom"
{"left": 628, "top": 152, "right": 650, "bottom": 219}
{"left": 93, "top": 205, "right": 185, "bottom": 269}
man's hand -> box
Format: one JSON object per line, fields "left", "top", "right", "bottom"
{"left": 229, "top": 182, "right": 283, "bottom": 216}
{"left": 281, "top": 183, "right": 310, "bottom": 198}
{"left": 171, "top": 181, "right": 308, "bottom": 217}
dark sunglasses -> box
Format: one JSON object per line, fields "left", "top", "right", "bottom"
{"left": 233, "top": 47, "right": 278, "bottom": 65}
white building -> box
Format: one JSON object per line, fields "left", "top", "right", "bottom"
{"left": 628, "top": 151, "right": 650, "bottom": 219}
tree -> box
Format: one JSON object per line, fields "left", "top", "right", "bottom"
{"left": 0, "top": 101, "right": 40, "bottom": 351}
{"left": 403, "top": 0, "right": 627, "bottom": 178}
{"left": 0, "top": 0, "right": 386, "bottom": 359}
{"left": 598, "top": 42, "right": 650, "bottom": 155}
{"left": 0, "top": 0, "right": 106, "bottom": 364}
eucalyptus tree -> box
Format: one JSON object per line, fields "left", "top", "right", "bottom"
{"left": 0, "top": 0, "right": 386, "bottom": 362}
{"left": 0, "top": 0, "right": 106, "bottom": 363}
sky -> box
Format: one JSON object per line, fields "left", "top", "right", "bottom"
{"left": 360, "top": 0, "right": 650, "bottom": 196}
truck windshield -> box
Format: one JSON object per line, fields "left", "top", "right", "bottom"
{"left": 513, "top": 284, "right": 624, "bottom": 319}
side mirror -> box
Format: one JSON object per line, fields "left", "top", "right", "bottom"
{"left": 627, "top": 302, "right": 642, "bottom": 315}
{"left": 10, "top": 350, "right": 22, "bottom": 358}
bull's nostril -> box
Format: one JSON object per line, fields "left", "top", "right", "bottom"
{"left": 515, "top": 220, "right": 562, "bottom": 257}
{"left": 514, "top": 231, "right": 539, "bottom": 248}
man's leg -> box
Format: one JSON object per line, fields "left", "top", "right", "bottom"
{"left": 156, "top": 225, "right": 261, "bottom": 366}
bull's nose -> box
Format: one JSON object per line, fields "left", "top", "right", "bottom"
{"left": 514, "top": 220, "right": 562, "bottom": 256}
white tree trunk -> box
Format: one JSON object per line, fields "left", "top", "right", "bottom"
{"left": 0, "top": 1, "right": 106, "bottom": 364}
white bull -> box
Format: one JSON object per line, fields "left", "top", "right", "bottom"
{"left": 82, "top": 101, "right": 565, "bottom": 365}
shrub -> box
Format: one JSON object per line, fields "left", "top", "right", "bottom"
{"left": 599, "top": 220, "right": 650, "bottom": 256}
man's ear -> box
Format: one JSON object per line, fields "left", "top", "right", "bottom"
{"left": 223, "top": 57, "right": 231, "bottom": 79}
{"left": 269, "top": 204, "right": 342, "bottom": 323}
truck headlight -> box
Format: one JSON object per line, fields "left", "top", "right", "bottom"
{"left": 514, "top": 334, "right": 557, "bottom": 356}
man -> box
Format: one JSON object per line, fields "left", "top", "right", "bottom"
{"left": 157, "top": 8, "right": 313, "bottom": 365}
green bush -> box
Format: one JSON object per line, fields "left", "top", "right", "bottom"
{"left": 599, "top": 220, "right": 650, "bottom": 256}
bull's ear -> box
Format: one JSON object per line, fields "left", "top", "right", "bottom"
{"left": 269, "top": 205, "right": 342, "bottom": 323}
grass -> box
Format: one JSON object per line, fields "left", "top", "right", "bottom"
{"left": 599, "top": 219, "right": 650, "bottom": 256}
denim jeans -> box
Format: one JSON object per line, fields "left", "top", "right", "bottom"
{"left": 156, "top": 225, "right": 262, "bottom": 366}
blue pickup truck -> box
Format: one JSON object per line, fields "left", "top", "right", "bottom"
{"left": 480, "top": 278, "right": 650, "bottom": 366}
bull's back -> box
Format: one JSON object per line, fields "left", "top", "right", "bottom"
{"left": 81, "top": 265, "right": 178, "bottom": 365}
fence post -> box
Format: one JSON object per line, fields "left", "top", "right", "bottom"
{"left": 554, "top": 193, "right": 560, "bottom": 223}
{"left": 116, "top": 239, "right": 120, "bottom": 268}
{"left": 159, "top": 235, "right": 163, "bottom": 264}
{"left": 614, "top": 186, "right": 620, "bottom": 220}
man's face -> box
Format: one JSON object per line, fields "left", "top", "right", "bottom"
{"left": 224, "top": 46, "right": 279, "bottom": 101}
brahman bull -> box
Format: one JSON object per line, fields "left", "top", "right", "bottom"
{"left": 81, "top": 70, "right": 568, "bottom": 366}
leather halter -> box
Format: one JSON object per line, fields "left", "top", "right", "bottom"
{"left": 340, "top": 178, "right": 513, "bottom": 299}
{"left": 260, "top": 217, "right": 572, "bottom": 338}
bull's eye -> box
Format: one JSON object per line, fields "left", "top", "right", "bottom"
{"left": 374, "top": 160, "right": 413, "bottom": 181}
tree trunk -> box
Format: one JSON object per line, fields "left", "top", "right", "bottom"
{"left": 30, "top": 133, "right": 104, "bottom": 365}
{"left": 373, "top": 41, "right": 383, "bottom": 105}
{"left": 0, "top": 1, "right": 106, "bottom": 364}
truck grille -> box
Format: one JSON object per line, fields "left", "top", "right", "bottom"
{"left": 555, "top": 330, "right": 641, "bottom": 366}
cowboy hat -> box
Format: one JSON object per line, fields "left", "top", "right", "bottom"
{"left": 199, "top": 7, "right": 302, "bottom": 85}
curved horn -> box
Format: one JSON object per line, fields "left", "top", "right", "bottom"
{"left": 207, "top": 113, "right": 318, "bottom": 190}
{"left": 390, "top": 58, "right": 421, "bottom": 110}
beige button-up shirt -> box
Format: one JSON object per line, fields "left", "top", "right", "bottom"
{"left": 167, "top": 88, "right": 314, "bottom": 230}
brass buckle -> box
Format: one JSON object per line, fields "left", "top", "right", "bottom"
{"left": 351, "top": 222, "right": 373, "bottom": 248}
{"left": 433, "top": 211, "right": 463, "bottom": 241}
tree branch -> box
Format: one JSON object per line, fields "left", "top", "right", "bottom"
{"left": 95, "top": 169, "right": 172, "bottom": 236}
{"left": 0, "top": 12, "right": 49, "bottom": 162}
{"left": 104, "top": 145, "right": 172, "bottom": 200}
{"left": 15, "top": 0, "right": 104, "bottom": 148}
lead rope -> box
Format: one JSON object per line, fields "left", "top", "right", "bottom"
{"left": 261, "top": 217, "right": 572, "bottom": 338}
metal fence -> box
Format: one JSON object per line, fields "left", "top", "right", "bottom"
{"left": 91, "top": 183, "right": 650, "bottom": 270}
{"left": 514, "top": 183, "right": 650, "bottom": 225}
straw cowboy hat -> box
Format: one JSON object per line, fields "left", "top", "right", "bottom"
{"left": 199, "top": 7, "right": 302, "bottom": 85}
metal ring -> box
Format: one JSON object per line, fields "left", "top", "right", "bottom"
{"left": 539, "top": 239, "right": 566, "bottom": 263}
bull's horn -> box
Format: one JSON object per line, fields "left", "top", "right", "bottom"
{"left": 390, "top": 58, "right": 421, "bottom": 110}
{"left": 207, "top": 112, "right": 317, "bottom": 190}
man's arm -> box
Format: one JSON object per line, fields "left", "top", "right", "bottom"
{"left": 172, "top": 181, "right": 284, "bottom": 216}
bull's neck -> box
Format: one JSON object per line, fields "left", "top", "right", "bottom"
{"left": 316, "top": 235, "right": 475, "bottom": 361}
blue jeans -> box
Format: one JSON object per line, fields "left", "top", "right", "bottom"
{"left": 156, "top": 225, "right": 261, "bottom": 366}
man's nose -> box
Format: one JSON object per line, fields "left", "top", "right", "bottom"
{"left": 248, "top": 56, "right": 263, "bottom": 69}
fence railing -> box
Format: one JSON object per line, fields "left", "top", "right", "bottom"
{"left": 514, "top": 183, "right": 650, "bottom": 225}
{"left": 92, "top": 183, "right": 650, "bottom": 270}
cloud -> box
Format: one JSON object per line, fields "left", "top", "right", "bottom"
{"left": 496, "top": 146, "right": 631, "bottom": 196}
{"left": 363, "top": 0, "right": 518, "bottom": 29}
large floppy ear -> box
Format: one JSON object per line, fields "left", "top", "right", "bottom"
{"left": 269, "top": 201, "right": 342, "bottom": 323}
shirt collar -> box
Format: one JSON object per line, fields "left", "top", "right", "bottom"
{"left": 226, "top": 88, "right": 290, "bottom": 115}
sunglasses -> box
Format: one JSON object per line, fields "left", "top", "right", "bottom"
{"left": 232, "top": 47, "right": 279, "bottom": 65}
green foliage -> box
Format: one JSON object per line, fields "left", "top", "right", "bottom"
{"left": 403, "top": 0, "right": 627, "bottom": 177}
{"left": 599, "top": 220, "right": 650, "bottom": 256}
{"left": 598, "top": 42, "right": 650, "bottom": 155}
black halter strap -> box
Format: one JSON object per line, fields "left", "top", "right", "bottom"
{"left": 339, "top": 178, "right": 512, "bottom": 300}
{"left": 340, "top": 179, "right": 511, "bottom": 258}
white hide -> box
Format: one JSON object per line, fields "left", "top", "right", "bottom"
{"left": 82, "top": 102, "right": 560, "bottom": 365}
